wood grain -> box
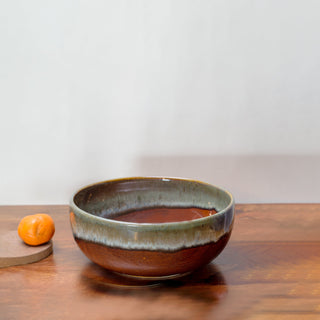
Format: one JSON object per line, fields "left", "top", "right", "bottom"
{"left": 0, "top": 204, "right": 320, "bottom": 320}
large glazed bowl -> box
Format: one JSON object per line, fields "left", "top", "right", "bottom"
{"left": 70, "top": 177, "right": 234, "bottom": 279}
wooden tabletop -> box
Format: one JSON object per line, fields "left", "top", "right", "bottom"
{"left": 1, "top": 204, "right": 320, "bottom": 320}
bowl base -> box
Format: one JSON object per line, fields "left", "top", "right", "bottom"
{"left": 114, "top": 271, "right": 192, "bottom": 281}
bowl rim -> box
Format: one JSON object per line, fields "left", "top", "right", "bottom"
{"left": 70, "top": 176, "right": 235, "bottom": 229}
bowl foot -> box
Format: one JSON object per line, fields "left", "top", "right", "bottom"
{"left": 113, "top": 271, "right": 192, "bottom": 281}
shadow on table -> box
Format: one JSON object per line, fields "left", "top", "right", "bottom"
{"left": 80, "top": 262, "right": 228, "bottom": 304}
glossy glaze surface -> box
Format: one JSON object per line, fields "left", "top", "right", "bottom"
{"left": 75, "top": 231, "right": 231, "bottom": 277}
{"left": 70, "top": 177, "right": 234, "bottom": 277}
{"left": 111, "top": 207, "right": 217, "bottom": 223}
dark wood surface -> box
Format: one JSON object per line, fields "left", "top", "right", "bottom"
{"left": 1, "top": 204, "right": 320, "bottom": 320}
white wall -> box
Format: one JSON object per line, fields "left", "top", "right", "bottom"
{"left": 1, "top": 1, "right": 320, "bottom": 204}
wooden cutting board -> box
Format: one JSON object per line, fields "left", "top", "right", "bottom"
{"left": 0, "top": 230, "right": 53, "bottom": 268}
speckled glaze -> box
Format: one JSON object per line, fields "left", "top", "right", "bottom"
{"left": 70, "top": 177, "right": 234, "bottom": 279}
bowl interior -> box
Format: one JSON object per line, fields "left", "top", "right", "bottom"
{"left": 73, "top": 177, "right": 233, "bottom": 221}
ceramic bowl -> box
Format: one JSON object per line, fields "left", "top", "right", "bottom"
{"left": 70, "top": 177, "right": 234, "bottom": 280}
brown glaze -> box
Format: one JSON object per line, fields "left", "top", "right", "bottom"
{"left": 110, "top": 207, "right": 217, "bottom": 223}
{"left": 75, "top": 231, "right": 231, "bottom": 277}
{"left": 70, "top": 177, "right": 234, "bottom": 278}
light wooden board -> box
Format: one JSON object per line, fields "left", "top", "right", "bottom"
{"left": 0, "top": 230, "right": 52, "bottom": 268}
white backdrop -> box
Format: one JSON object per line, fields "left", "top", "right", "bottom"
{"left": 1, "top": 1, "right": 320, "bottom": 204}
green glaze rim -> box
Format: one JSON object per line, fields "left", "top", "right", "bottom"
{"left": 70, "top": 176, "right": 234, "bottom": 231}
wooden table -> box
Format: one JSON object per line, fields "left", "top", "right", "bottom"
{"left": 1, "top": 204, "right": 320, "bottom": 320}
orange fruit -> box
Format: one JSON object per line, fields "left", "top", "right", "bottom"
{"left": 18, "top": 214, "right": 55, "bottom": 246}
